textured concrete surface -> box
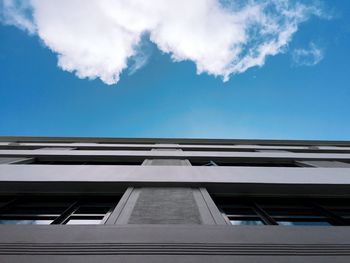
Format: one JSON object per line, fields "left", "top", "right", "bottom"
{"left": 129, "top": 188, "right": 201, "bottom": 224}
{"left": 143, "top": 159, "right": 190, "bottom": 166}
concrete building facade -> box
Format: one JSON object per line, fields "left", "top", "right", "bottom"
{"left": 0, "top": 136, "right": 350, "bottom": 262}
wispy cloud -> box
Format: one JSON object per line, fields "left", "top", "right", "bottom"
{"left": 1, "top": 0, "right": 326, "bottom": 85}
{"left": 292, "top": 42, "right": 324, "bottom": 66}
{"left": 0, "top": 0, "right": 35, "bottom": 34}
{"left": 128, "top": 35, "right": 153, "bottom": 76}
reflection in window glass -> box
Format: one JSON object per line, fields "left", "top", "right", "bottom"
{"left": 277, "top": 220, "right": 331, "bottom": 226}
{"left": 212, "top": 195, "right": 350, "bottom": 227}
{"left": 0, "top": 219, "right": 53, "bottom": 225}
{"left": 0, "top": 195, "right": 121, "bottom": 225}
{"left": 66, "top": 219, "right": 102, "bottom": 225}
{"left": 230, "top": 220, "right": 264, "bottom": 226}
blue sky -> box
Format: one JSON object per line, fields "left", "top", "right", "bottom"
{"left": 0, "top": 0, "right": 349, "bottom": 140}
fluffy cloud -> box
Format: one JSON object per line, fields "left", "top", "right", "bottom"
{"left": 1, "top": 0, "right": 324, "bottom": 85}
{"left": 292, "top": 42, "right": 324, "bottom": 66}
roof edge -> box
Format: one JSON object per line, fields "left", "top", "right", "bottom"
{"left": 0, "top": 136, "right": 349, "bottom": 146}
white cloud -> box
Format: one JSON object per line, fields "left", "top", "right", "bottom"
{"left": 1, "top": 0, "right": 325, "bottom": 85}
{"left": 127, "top": 35, "right": 152, "bottom": 76}
{"left": 1, "top": 0, "right": 35, "bottom": 34}
{"left": 292, "top": 42, "right": 324, "bottom": 66}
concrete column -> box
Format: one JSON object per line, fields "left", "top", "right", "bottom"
{"left": 128, "top": 187, "right": 202, "bottom": 224}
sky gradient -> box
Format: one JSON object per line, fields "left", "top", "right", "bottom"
{"left": 0, "top": 0, "right": 350, "bottom": 140}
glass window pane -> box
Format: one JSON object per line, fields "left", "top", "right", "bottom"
{"left": 66, "top": 219, "right": 102, "bottom": 225}
{"left": 5, "top": 207, "right": 65, "bottom": 215}
{"left": 0, "top": 219, "right": 53, "bottom": 225}
{"left": 224, "top": 208, "right": 256, "bottom": 216}
{"left": 74, "top": 206, "right": 111, "bottom": 214}
{"left": 212, "top": 195, "right": 350, "bottom": 226}
{"left": 0, "top": 195, "right": 121, "bottom": 225}
{"left": 277, "top": 220, "right": 331, "bottom": 226}
{"left": 230, "top": 219, "right": 264, "bottom": 226}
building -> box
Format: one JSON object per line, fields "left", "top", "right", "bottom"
{"left": 0, "top": 136, "right": 350, "bottom": 262}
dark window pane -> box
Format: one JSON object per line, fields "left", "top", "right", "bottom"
{"left": 74, "top": 206, "right": 111, "bottom": 214}
{"left": 6, "top": 207, "right": 66, "bottom": 215}
{"left": 212, "top": 196, "right": 350, "bottom": 226}
{"left": 0, "top": 195, "right": 121, "bottom": 225}
{"left": 223, "top": 208, "right": 256, "bottom": 216}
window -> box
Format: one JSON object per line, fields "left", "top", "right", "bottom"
{"left": 15, "top": 158, "right": 143, "bottom": 166}
{"left": 181, "top": 148, "right": 256, "bottom": 152}
{"left": 0, "top": 157, "right": 34, "bottom": 165}
{"left": 0, "top": 196, "right": 121, "bottom": 225}
{"left": 190, "top": 159, "right": 302, "bottom": 167}
{"left": 316, "top": 198, "right": 350, "bottom": 221}
{"left": 212, "top": 196, "right": 350, "bottom": 226}
{"left": 200, "top": 161, "right": 218, "bottom": 166}
{"left": 0, "top": 146, "right": 42, "bottom": 150}
{"left": 190, "top": 159, "right": 350, "bottom": 167}
{"left": 296, "top": 160, "right": 350, "bottom": 168}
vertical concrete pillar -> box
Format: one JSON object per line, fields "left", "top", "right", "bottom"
{"left": 128, "top": 187, "right": 201, "bottom": 224}
{"left": 111, "top": 187, "right": 226, "bottom": 225}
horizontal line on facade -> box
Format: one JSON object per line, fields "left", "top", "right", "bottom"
{"left": 2, "top": 150, "right": 350, "bottom": 159}
{"left": 0, "top": 243, "right": 350, "bottom": 255}
{"left": 1, "top": 136, "right": 350, "bottom": 146}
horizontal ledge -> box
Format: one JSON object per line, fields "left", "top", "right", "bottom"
{"left": 2, "top": 149, "right": 350, "bottom": 160}
{"left": 1, "top": 136, "right": 350, "bottom": 146}
{"left": 0, "top": 242, "right": 350, "bottom": 255}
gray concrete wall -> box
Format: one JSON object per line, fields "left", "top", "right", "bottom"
{"left": 1, "top": 165, "right": 350, "bottom": 185}
{"left": 0, "top": 225, "right": 350, "bottom": 262}
{"left": 2, "top": 149, "right": 350, "bottom": 159}
{"left": 128, "top": 188, "right": 201, "bottom": 224}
